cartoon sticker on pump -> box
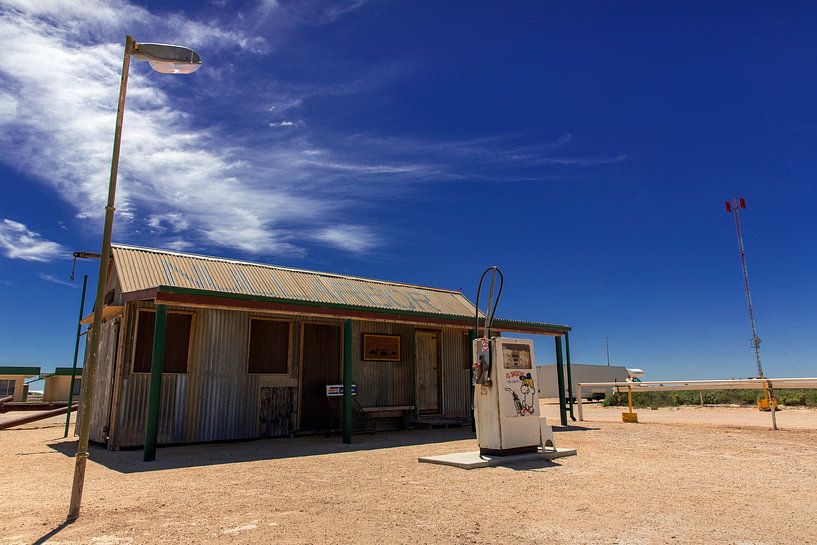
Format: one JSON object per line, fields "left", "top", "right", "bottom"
{"left": 503, "top": 370, "right": 536, "bottom": 417}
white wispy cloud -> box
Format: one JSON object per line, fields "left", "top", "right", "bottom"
{"left": 528, "top": 154, "right": 629, "bottom": 166}
{"left": 0, "top": 219, "right": 68, "bottom": 262}
{"left": 312, "top": 225, "right": 378, "bottom": 253}
{"left": 0, "top": 1, "right": 626, "bottom": 259}
{"left": 268, "top": 119, "right": 304, "bottom": 128}
{"left": 146, "top": 213, "right": 190, "bottom": 234}
{"left": 0, "top": 1, "right": 322, "bottom": 255}
{"left": 254, "top": 0, "right": 368, "bottom": 27}
{"left": 38, "top": 273, "right": 77, "bottom": 287}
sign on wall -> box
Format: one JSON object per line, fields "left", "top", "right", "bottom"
{"left": 362, "top": 334, "right": 401, "bottom": 362}
{"left": 326, "top": 384, "right": 358, "bottom": 397}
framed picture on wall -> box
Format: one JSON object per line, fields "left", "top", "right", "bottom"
{"left": 362, "top": 334, "right": 401, "bottom": 362}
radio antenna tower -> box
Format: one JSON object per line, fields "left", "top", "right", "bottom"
{"left": 725, "top": 196, "right": 764, "bottom": 378}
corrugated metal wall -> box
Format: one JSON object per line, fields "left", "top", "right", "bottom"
{"left": 116, "top": 304, "right": 300, "bottom": 448}
{"left": 441, "top": 328, "right": 471, "bottom": 418}
{"left": 111, "top": 303, "right": 471, "bottom": 448}
{"left": 351, "top": 321, "right": 416, "bottom": 408}
{"left": 351, "top": 322, "right": 470, "bottom": 418}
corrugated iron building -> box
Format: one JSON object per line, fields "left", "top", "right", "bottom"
{"left": 82, "top": 244, "right": 570, "bottom": 449}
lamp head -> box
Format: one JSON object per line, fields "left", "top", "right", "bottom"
{"left": 130, "top": 42, "right": 202, "bottom": 74}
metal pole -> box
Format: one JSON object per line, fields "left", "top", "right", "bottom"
{"left": 564, "top": 331, "right": 575, "bottom": 421}
{"left": 485, "top": 271, "right": 496, "bottom": 338}
{"left": 144, "top": 304, "right": 167, "bottom": 461}
{"left": 604, "top": 336, "right": 610, "bottom": 366}
{"left": 627, "top": 384, "right": 633, "bottom": 414}
{"left": 68, "top": 35, "right": 133, "bottom": 520}
{"left": 767, "top": 380, "right": 778, "bottom": 431}
{"left": 343, "top": 319, "right": 353, "bottom": 444}
{"left": 731, "top": 201, "right": 764, "bottom": 379}
{"left": 468, "top": 328, "right": 476, "bottom": 431}
{"left": 577, "top": 386, "right": 584, "bottom": 421}
{"left": 554, "top": 336, "right": 567, "bottom": 426}
{"left": 64, "top": 275, "right": 88, "bottom": 438}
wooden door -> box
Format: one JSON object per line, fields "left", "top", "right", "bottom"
{"left": 300, "top": 323, "right": 342, "bottom": 431}
{"left": 416, "top": 331, "right": 441, "bottom": 414}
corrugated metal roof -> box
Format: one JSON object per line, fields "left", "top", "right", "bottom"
{"left": 111, "top": 244, "right": 478, "bottom": 318}
{"left": 493, "top": 318, "right": 571, "bottom": 333}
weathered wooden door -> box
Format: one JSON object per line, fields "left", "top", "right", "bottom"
{"left": 300, "top": 323, "right": 342, "bottom": 431}
{"left": 259, "top": 387, "right": 293, "bottom": 437}
{"left": 416, "top": 330, "right": 441, "bottom": 414}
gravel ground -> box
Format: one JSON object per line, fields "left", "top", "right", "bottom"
{"left": 2, "top": 404, "right": 817, "bottom": 545}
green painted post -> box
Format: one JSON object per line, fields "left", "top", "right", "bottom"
{"left": 554, "top": 335, "right": 567, "bottom": 426}
{"left": 468, "top": 328, "right": 476, "bottom": 430}
{"left": 65, "top": 274, "right": 88, "bottom": 438}
{"left": 343, "top": 319, "right": 353, "bottom": 444}
{"left": 143, "top": 304, "right": 167, "bottom": 462}
{"left": 564, "top": 331, "right": 575, "bottom": 421}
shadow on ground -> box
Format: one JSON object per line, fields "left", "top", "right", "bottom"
{"left": 552, "top": 425, "right": 600, "bottom": 432}
{"left": 32, "top": 519, "right": 75, "bottom": 545}
{"left": 501, "top": 459, "right": 562, "bottom": 471}
{"left": 48, "top": 427, "right": 485, "bottom": 473}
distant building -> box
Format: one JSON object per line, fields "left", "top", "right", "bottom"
{"left": 0, "top": 366, "right": 40, "bottom": 401}
{"left": 81, "top": 244, "right": 572, "bottom": 450}
{"left": 537, "top": 363, "right": 631, "bottom": 400}
{"left": 42, "top": 367, "right": 82, "bottom": 402}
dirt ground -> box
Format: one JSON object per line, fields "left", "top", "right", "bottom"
{"left": 559, "top": 399, "right": 817, "bottom": 429}
{"left": 2, "top": 404, "right": 817, "bottom": 545}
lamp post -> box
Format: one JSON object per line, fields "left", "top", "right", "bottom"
{"left": 67, "top": 35, "right": 201, "bottom": 521}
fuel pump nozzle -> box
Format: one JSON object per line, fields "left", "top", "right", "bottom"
{"left": 473, "top": 266, "right": 504, "bottom": 386}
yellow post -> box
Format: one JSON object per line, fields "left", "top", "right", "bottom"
{"left": 621, "top": 384, "right": 638, "bottom": 423}
{"left": 628, "top": 385, "right": 633, "bottom": 412}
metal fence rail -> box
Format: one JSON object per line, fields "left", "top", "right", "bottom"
{"left": 576, "top": 377, "right": 817, "bottom": 428}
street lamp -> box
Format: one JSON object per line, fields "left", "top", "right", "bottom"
{"left": 67, "top": 35, "right": 202, "bottom": 521}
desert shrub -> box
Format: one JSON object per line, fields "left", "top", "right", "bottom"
{"left": 601, "top": 389, "right": 817, "bottom": 407}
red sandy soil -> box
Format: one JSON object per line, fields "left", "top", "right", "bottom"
{"left": 2, "top": 405, "right": 817, "bottom": 544}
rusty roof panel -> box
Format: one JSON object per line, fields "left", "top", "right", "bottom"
{"left": 111, "top": 244, "right": 478, "bottom": 317}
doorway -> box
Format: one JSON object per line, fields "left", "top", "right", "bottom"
{"left": 415, "top": 330, "right": 441, "bottom": 414}
{"left": 299, "top": 323, "right": 342, "bottom": 431}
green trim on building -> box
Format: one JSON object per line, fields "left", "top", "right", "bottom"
{"left": 52, "top": 367, "right": 84, "bottom": 376}
{"left": 343, "top": 319, "right": 353, "bottom": 445}
{"left": 144, "top": 304, "right": 168, "bottom": 462}
{"left": 154, "top": 285, "right": 571, "bottom": 334}
{"left": 0, "top": 366, "right": 41, "bottom": 377}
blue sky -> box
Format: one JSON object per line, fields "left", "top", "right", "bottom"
{"left": 1, "top": 0, "right": 816, "bottom": 382}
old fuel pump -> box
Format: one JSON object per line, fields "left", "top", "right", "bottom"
{"left": 472, "top": 267, "right": 542, "bottom": 455}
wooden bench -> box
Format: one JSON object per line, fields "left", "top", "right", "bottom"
{"left": 360, "top": 405, "right": 415, "bottom": 431}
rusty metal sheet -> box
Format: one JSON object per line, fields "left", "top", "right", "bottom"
{"left": 112, "top": 244, "right": 477, "bottom": 317}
